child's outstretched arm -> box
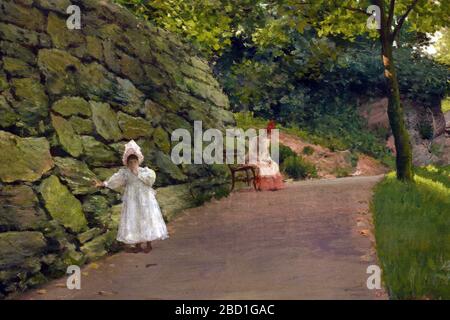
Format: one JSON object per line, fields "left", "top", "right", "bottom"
{"left": 137, "top": 167, "right": 156, "bottom": 187}
{"left": 93, "top": 169, "right": 127, "bottom": 191}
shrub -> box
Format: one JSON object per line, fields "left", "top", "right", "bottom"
{"left": 282, "top": 155, "right": 317, "bottom": 180}
{"left": 302, "top": 146, "right": 314, "bottom": 155}
{"left": 333, "top": 167, "right": 352, "bottom": 178}
{"left": 279, "top": 144, "right": 297, "bottom": 163}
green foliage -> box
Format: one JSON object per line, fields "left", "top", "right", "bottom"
{"left": 442, "top": 97, "right": 450, "bottom": 113}
{"left": 279, "top": 144, "right": 297, "bottom": 164}
{"left": 434, "top": 28, "right": 450, "bottom": 66}
{"left": 281, "top": 155, "right": 317, "bottom": 180}
{"left": 114, "top": 0, "right": 268, "bottom": 56}
{"left": 233, "top": 111, "right": 271, "bottom": 131}
{"left": 332, "top": 167, "right": 352, "bottom": 178}
{"left": 372, "top": 166, "right": 450, "bottom": 299}
{"left": 302, "top": 146, "right": 314, "bottom": 156}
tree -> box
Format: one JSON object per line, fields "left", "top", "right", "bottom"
{"left": 262, "top": 0, "right": 448, "bottom": 181}
{"left": 115, "top": 0, "right": 269, "bottom": 56}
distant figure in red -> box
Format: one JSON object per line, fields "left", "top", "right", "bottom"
{"left": 249, "top": 120, "right": 284, "bottom": 191}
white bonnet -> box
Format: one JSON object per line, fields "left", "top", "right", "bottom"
{"left": 122, "top": 140, "right": 144, "bottom": 166}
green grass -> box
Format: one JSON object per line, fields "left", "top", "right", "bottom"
{"left": 372, "top": 165, "right": 450, "bottom": 299}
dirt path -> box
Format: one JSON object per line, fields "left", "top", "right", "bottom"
{"left": 20, "top": 176, "right": 387, "bottom": 300}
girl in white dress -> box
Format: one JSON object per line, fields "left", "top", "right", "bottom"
{"left": 93, "top": 140, "right": 169, "bottom": 253}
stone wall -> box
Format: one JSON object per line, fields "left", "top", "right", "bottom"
{"left": 0, "top": 0, "right": 234, "bottom": 298}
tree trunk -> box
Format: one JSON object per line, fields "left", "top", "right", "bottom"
{"left": 380, "top": 40, "right": 414, "bottom": 181}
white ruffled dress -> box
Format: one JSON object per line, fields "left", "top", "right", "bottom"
{"left": 104, "top": 167, "right": 169, "bottom": 244}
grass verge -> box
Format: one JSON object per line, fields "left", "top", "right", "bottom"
{"left": 372, "top": 165, "right": 450, "bottom": 299}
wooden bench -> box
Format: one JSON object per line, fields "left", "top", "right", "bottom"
{"left": 222, "top": 149, "right": 258, "bottom": 192}
{"left": 228, "top": 164, "right": 257, "bottom": 192}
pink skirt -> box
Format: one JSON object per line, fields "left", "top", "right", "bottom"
{"left": 255, "top": 173, "right": 284, "bottom": 191}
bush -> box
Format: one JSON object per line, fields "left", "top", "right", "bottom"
{"left": 281, "top": 155, "right": 317, "bottom": 180}
{"left": 302, "top": 146, "right": 314, "bottom": 155}
{"left": 279, "top": 144, "right": 297, "bottom": 163}
{"left": 333, "top": 167, "right": 352, "bottom": 178}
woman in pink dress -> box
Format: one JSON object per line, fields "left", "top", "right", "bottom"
{"left": 250, "top": 121, "right": 284, "bottom": 191}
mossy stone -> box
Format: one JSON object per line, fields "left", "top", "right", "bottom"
{"left": 81, "top": 136, "right": 119, "bottom": 166}
{"left": 153, "top": 126, "right": 171, "bottom": 154}
{"left": 39, "top": 175, "right": 88, "bottom": 233}
{"left": 117, "top": 111, "right": 153, "bottom": 139}
{"left": 51, "top": 113, "right": 83, "bottom": 157}
{"left": 54, "top": 157, "right": 97, "bottom": 195}
{"left": 0, "top": 95, "right": 18, "bottom": 128}
{"left": 0, "top": 185, "right": 46, "bottom": 231}
{"left": 3, "top": 57, "right": 34, "bottom": 77}
{"left": 0, "top": 71, "right": 9, "bottom": 91}
{"left": 154, "top": 151, "right": 188, "bottom": 183}
{"left": 12, "top": 77, "right": 49, "bottom": 126}
{"left": 92, "top": 167, "right": 121, "bottom": 181}
{"left": 52, "top": 97, "right": 92, "bottom": 117}
{"left": 47, "top": 12, "right": 85, "bottom": 49}
{"left": 0, "top": 130, "right": 54, "bottom": 183}
{"left": 90, "top": 101, "right": 122, "bottom": 142}
{"left": 38, "top": 49, "right": 82, "bottom": 96}
{"left": 69, "top": 116, "right": 94, "bottom": 135}
{"left": 80, "top": 230, "right": 117, "bottom": 261}
{"left": 0, "top": 231, "right": 46, "bottom": 269}
{"left": 156, "top": 184, "right": 196, "bottom": 221}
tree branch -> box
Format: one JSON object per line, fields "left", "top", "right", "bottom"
{"left": 392, "top": 0, "right": 419, "bottom": 40}
{"left": 387, "top": 0, "right": 396, "bottom": 29}
{"left": 342, "top": 6, "right": 372, "bottom": 16}
{"left": 329, "top": 0, "right": 371, "bottom": 16}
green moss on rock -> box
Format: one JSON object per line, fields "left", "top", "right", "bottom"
{"left": 152, "top": 126, "right": 171, "bottom": 154}
{"left": 38, "top": 49, "right": 82, "bottom": 96}
{"left": 39, "top": 175, "right": 88, "bottom": 233}
{"left": 12, "top": 77, "right": 49, "bottom": 126}
{"left": 47, "top": 12, "right": 85, "bottom": 49}
{"left": 0, "top": 131, "right": 54, "bottom": 183}
{"left": 92, "top": 167, "right": 120, "bottom": 181}
{"left": 154, "top": 151, "right": 188, "bottom": 183}
{"left": 51, "top": 113, "right": 83, "bottom": 157}
{"left": 90, "top": 101, "right": 122, "bottom": 142}
{"left": 81, "top": 135, "right": 119, "bottom": 166}
{"left": 117, "top": 111, "right": 153, "bottom": 139}
{"left": 0, "top": 95, "right": 18, "bottom": 128}
{"left": 54, "top": 157, "right": 97, "bottom": 195}
{"left": 52, "top": 96, "right": 92, "bottom": 117}
{"left": 0, "top": 185, "right": 46, "bottom": 231}
{"left": 156, "top": 184, "right": 196, "bottom": 221}
{"left": 80, "top": 230, "right": 117, "bottom": 261}
{"left": 69, "top": 116, "right": 94, "bottom": 135}
{"left": 0, "top": 71, "right": 9, "bottom": 91}
{"left": 0, "top": 231, "right": 46, "bottom": 269}
{"left": 3, "top": 57, "right": 34, "bottom": 77}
